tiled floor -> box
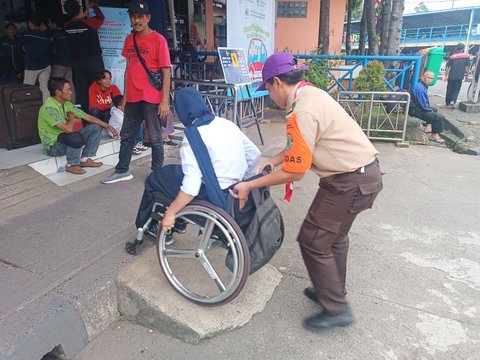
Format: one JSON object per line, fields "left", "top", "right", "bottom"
{"left": 1, "top": 126, "right": 184, "bottom": 186}
{"left": 0, "top": 144, "right": 50, "bottom": 169}
{"left": 43, "top": 151, "right": 151, "bottom": 187}
{"left": 0, "top": 137, "right": 151, "bottom": 186}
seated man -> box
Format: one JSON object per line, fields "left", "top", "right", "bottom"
{"left": 38, "top": 77, "right": 119, "bottom": 174}
{"left": 409, "top": 71, "right": 445, "bottom": 144}
{"left": 135, "top": 87, "right": 261, "bottom": 235}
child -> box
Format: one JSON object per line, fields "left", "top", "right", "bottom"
{"left": 110, "top": 95, "right": 147, "bottom": 155}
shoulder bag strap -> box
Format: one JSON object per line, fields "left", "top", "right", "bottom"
{"left": 133, "top": 33, "right": 156, "bottom": 84}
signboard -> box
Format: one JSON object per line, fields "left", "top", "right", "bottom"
{"left": 93, "top": 7, "right": 131, "bottom": 93}
{"left": 277, "top": 2, "right": 308, "bottom": 18}
{"left": 227, "top": 0, "right": 275, "bottom": 86}
{"left": 217, "top": 48, "right": 251, "bottom": 85}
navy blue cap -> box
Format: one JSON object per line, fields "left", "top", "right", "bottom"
{"left": 128, "top": 0, "right": 149, "bottom": 15}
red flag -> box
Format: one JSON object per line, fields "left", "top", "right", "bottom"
{"left": 284, "top": 182, "right": 294, "bottom": 203}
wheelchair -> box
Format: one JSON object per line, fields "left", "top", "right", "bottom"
{"left": 126, "top": 192, "right": 250, "bottom": 306}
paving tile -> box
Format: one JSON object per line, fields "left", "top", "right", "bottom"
{"left": 46, "top": 164, "right": 114, "bottom": 186}
{"left": 29, "top": 157, "right": 58, "bottom": 176}
{"left": 0, "top": 149, "right": 49, "bottom": 166}
{"left": 112, "top": 140, "right": 121, "bottom": 153}
{"left": 95, "top": 142, "right": 115, "bottom": 159}
{"left": 18, "top": 143, "right": 45, "bottom": 154}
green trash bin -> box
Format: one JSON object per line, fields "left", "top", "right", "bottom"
{"left": 425, "top": 46, "right": 444, "bottom": 86}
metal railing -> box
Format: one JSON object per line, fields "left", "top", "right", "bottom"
{"left": 171, "top": 51, "right": 221, "bottom": 81}
{"left": 336, "top": 91, "right": 411, "bottom": 143}
{"left": 172, "top": 52, "right": 422, "bottom": 93}
{"left": 295, "top": 54, "right": 423, "bottom": 92}
{"left": 344, "top": 24, "right": 480, "bottom": 47}
{"left": 401, "top": 24, "right": 480, "bottom": 43}
{"left": 170, "top": 78, "right": 264, "bottom": 144}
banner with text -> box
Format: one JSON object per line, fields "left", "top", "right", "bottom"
{"left": 227, "top": 0, "right": 275, "bottom": 86}
{"left": 95, "top": 7, "right": 131, "bottom": 93}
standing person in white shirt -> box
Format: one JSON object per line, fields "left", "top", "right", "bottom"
{"left": 109, "top": 95, "right": 147, "bottom": 155}
{"left": 108, "top": 95, "right": 125, "bottom": 137}
{"left": 134, "top": 87, "right": 260, "bottom": 236}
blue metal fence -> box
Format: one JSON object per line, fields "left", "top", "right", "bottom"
{"left": 400, "top": 24, "right": 480, "bottom": 42}
{"left": 293, "top": 54, "right": 423, "bottom": 92}
{"left": 172, "top": 52, "right": 423, "bottom": 93}
{"left": 401, "top": 24, "right": 480, "bottom": 43}
{"left": 344, "top": 24, "right": 480, "bottom": 47}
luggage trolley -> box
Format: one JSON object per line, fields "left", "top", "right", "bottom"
{"left": 126, "top": 192, "right": 250, "bottom": 306}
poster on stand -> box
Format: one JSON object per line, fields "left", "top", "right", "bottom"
{"left": 227, "top": 0, "right": 275, "bottom": 88}
{"left": 94, "top": 7, "right": 131, "bottom": 93}
{"left": 217, "top": 47, "right": 251, "bottom": 85}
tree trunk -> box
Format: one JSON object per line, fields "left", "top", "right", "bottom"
{"left": 346, "top": 0, "right": 354, "bottom": 55}
{"left": 319, "top": 0, "right": 330, "bottom": 54}
{"left": 385, "top": 0, "right": 405, "bottom": 56}
{"left": 365, "top": 0, "right": 378, "bottom": 54}
{"left": 359, "top": 4, "right": 367, "bottom": 55}
{"left": 379, "top": 0, "right": 392, "bottom": 55}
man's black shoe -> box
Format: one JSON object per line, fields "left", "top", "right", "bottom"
{"left": 304, "top": 287, "right": 319, "bottom": 303}
{"left": 303, "top": 307, "right": 354, "bottom": 331}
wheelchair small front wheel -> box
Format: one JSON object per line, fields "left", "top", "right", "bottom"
{"left": 157, "top": 201, "right": 249, "bottom": 306}
{"left": 126, "top": 240, "right": 142, "bottom": 255}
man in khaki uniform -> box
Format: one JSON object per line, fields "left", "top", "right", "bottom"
{"left": 230, "top": 53, "right": 382, "bottom": 331}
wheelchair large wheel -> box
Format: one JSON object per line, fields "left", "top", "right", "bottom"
{"left": 467, "top": 80, "right": 478, "bottom": 102}
{"left": 156, "top": 200, "right": 249, "bottom": 306}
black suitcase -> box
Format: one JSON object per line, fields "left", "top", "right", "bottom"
{"left": 0, "top": 84, "right": 42, "bottom": 149}
{"left": 0, "top": 94, "right": 10, "bottom": 148}
{"left": 0, "top": 82, "right": 12, "bottom": 148}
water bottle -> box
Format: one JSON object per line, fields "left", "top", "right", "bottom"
{"left": 58, "top": 164, "right": 65, "bottom": 173}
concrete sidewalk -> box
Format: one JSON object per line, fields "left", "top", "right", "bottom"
{"left": 428, "top": 95, "right": 480, "bottom": 155}
{"left": 0, "top": 155, "right": 153, "bottom": 360}
{"left": 73, "top": 128, "right": 480, "bottom": 360}
{"left": 1, "top": 110, "right": 479, "bottom": 360}
{"left": 0, "top": 122, "right": 282, "bottom": 360}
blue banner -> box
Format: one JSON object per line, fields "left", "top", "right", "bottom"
{"left": 93, "top": 7, "right": 131, "bottom": 93}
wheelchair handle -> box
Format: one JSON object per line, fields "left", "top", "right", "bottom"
{"left": 262, "top": 165, "right": 272, "bottom": 174}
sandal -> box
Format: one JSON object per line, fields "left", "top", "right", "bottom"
{"left": 430, "top": 137, "right": 445, "bottom": 144}
{"left": 422, "top": 127, "right": 432, "bottom": 134}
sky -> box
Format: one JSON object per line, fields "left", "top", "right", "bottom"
{"left": 404, "top": 0, "right": 480, "bottom": 14}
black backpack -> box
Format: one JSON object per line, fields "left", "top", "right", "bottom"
{"left": 226, "top": 172, "right": 285, "bottom": 274}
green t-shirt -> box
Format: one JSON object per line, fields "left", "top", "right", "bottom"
{"left": 38, "top": 97, "right": 87, "bottom": 151}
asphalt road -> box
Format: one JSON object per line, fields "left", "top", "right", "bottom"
{"left": 430, "top": 79, "right": 470, "bottom": 103}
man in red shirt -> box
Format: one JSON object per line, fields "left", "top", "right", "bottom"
{"left": 102, "top": 0, "right": 171, "bottom": 184}
{"left": 444, "top": 43, "right": 470, "bottom": 109}
{"left": 88, "top": 69, "right": 121, "bottom": 122}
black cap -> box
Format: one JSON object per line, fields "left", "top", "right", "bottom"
{"left": 128, "top": 0, "right": 149, "bottom": 15}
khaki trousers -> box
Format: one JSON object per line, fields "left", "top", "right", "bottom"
{"left": 23, "top": 65, "right": 51, "bottom": 102}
